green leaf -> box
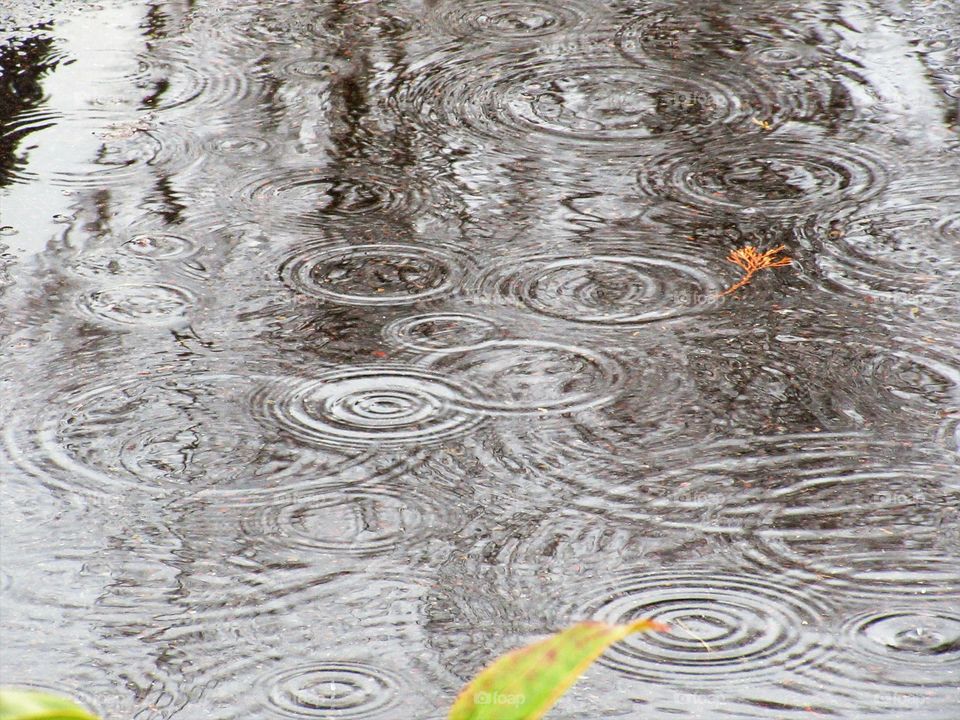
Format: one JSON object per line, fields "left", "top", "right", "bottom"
{"left": 0, "top": 689, "right": 100, "bottom": 720}
{"left": 449, "top": 618, "right": 669, "bottom": 720}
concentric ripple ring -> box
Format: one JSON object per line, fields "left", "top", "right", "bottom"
{"left": 253, "top": 366, "right": 483, "bottom": 448}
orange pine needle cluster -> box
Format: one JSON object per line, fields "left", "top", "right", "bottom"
{"left": 720, "top": 244, "right": 792, "bottom": 296}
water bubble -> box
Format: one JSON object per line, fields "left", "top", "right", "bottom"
{"left": 122, "top": 232, "right": 198, "bottom": 260}
{"left": 280, "top": 58, "right": 331, "bottom": 78}
{"left": 212, "top": 135, "right": 273, "bottom": 155}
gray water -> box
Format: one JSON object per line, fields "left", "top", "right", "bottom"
{"left": 1, "top": 1, "right": 959, "bottom": 718}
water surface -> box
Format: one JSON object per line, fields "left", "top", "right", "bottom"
{"left": 1, "top": 1, "right": 959, "bottom": 718}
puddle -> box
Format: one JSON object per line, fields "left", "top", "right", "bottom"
{"left": 2, "top": 1, "right": 959, "bottom": 718}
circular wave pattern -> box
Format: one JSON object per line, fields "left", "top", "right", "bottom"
{"left": 427, "top": 0, "right": 598, "bottom": 40}
{"left": 501, "top": 65, "right": 746, "bottom": 140}
{"left": 639, "top": 139, "right": 889, "bottom": 217}
{"left": 478, "top": 253, "right": 722, "bottom": 324}
{"left": 233, "top": 169, "right": 428, "bottom": 231}
{"left": 251, "top": 486, "right": 442, "bottom": 557}
{"left": 47, "top": 129, "right": 164, "bottom": 189}
{"left": 68, "top": 250, "right": 155, "bottom": 280}
{"left": 862, "top": 345, "right": 960, "bottom": 418}
{"left": 750, "top": 43, "right": 820, "bottom": 67}
{"left": 281, "top": 58, "right": 331, "bottom": 79}
{"left": 392, "top": 56, "right": 807, "bottom": 150}
{"left": 578, "top": 571, "right": 835, "bottom": 684}
{"left": 264, "top": 662, "right": 401, "bottom": 719}
{"left": 725, "top": 457, "right": 960, "bottom": 600}
{"left": 212, "top": 135, "right": 273, "bottom": 155}
{"left": 847, "top": 610, "right": 960, "bottom": 667}
{"left": 813, "top": 204, "right": 960, "bottom": 300}
{"left": 778, "top": 335, "right": 960, "bottom": 432}
{"left": 2, "top": 110, "right": 62, "bottom": 185}
{"left": 122, "top": 233, "right": 198, "bottom": 260}
{"left": 382, "top": 312, "right": 499, "bottom": 352}
{"left": 2, "top": 371, "right": 362, "bottom": 499}
{"left": 129, "top": 53, "right": 265, "bottom": 122}
{"left": 76, "top": 283, "right": 196, "bottom": 326}
{"left": 426, "top": 340, "right": 626, "bottom": 415}
{"left": 279, "top": 242, "right": 465, "bottom": 306}
{"left": 253, "top": 366, "right": 483, "bottom": 448}
{"left": 792, "top": 608, "right": 960, "bottom": 711}
{"left": 617, "top": 5, "right": 758, "bottom": 64}
{"left": 938, "top": 413, "right": 960, "bottom": 456}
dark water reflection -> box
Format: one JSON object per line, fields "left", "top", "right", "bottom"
{"left": 2, "top": 0, "right": 959, "bottom": 718}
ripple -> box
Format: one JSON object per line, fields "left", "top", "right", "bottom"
{"left": 476, "top": 252, "right": 723, "bottom": 325}
{"left": 767, "top": 334, "right": 960, "bottom": 433}
{"left": 499, "top": 64, "right": 749, "bottom": 141}
{"left": 128, "top": 53, "right": 263, "bottom": 121}
{"left": 848, "top": 610, "right": 960, "bottom": 664}
{"left": 232, "top": 169, "right": 429, "bottom": 231}
{"left": 860, "top": 343, "right": 960, "bottom": 419}
{"left": 938, "top": 413, "right": 960, "bottom": 456}
{"left": 617, "top": 4, "right": 760, "bottom": 64}
{"left": 638, "top": 138, "right": 890, "bottom": 218}
{"left": 67, "top": 251, "right": 156, "bottom": 280}
{"left": 617, "top": 4, "right": 842, "bottom": 74}
{"left": 382, "top": 312, "right": 499, "bottom": 352}
{"left": 576, "top": 571, "right": 836, "bottom": 685}
{"left": 263, "top": 662, "right": 401, "bottom": 719}
{"left": 809, "top": 203, "right": 960, "bottom": 301}
{"left": 2, "top": 371, "right": 366, "bottom": 499}
{"left": 392, "top": 55, "right": 805, "bottom": 151}
{"left": 211, "top": 134, "right": 273, "bottom": 155}
{"left": 425, "top": 340, "right": 626, "bottom": 415}
{"left": 76, "top": 282, "right": 196, "bottom": 326}
{"left": 0, "top": 109, "right": 61, "bottom": 184}
{"left": 719, "top": 447, "right": 960, "bottom": 600}
{"left": 427, "top": 0, "right": 599, "bottom": 40}
{"left": 788, "top": 608, "right": 960, "bottom": 712}
{"left": 279, "top": 242, "right": 465, "bottom": 306}
{"left": 281, "top": 57, "right": 331, "bottom": 79}
{"left": 750, "top": 43, "right": 821, "bottom": 67}
{"left": 252, "top": 366, "right": 484, "bottom": 448}
{"left": 47, "top": 129, "right": 165, "bottom": 188}
{"left": 589, "top": 432, "right": 959, "bottom": 533}
{"left": 250, "top": 484, "right": 454, "bottom": 557}
{"left": 122, "top": 232, "right": 199, "bottom": 260}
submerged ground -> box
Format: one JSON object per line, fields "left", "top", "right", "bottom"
{"left": 1, "top": 1, "right": 958, "bottom": 718}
